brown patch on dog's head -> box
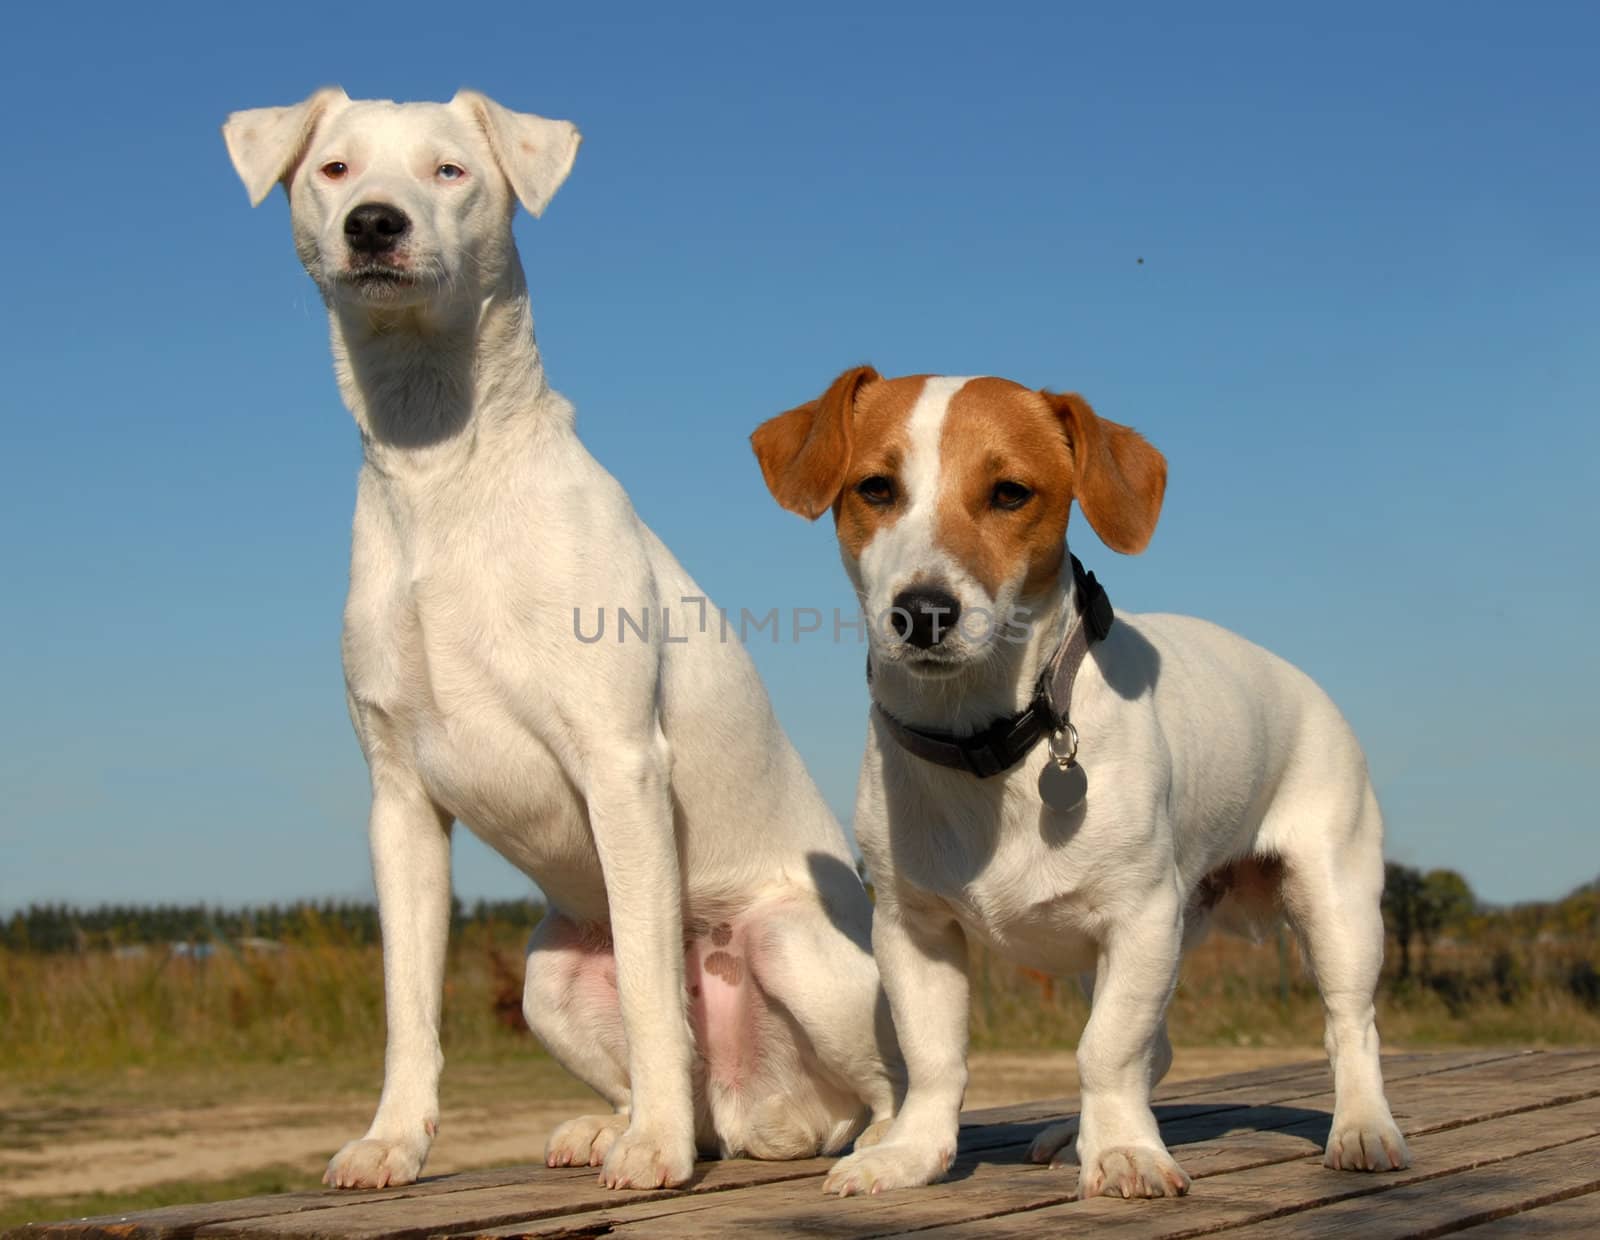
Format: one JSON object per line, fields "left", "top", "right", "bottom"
{"left": 754, "top": 370, "right": 1167, "bottom": 603}
{"left": 1041, "top": 391, "right": 1167, "bottom": 555}
{"left": 830, "top": 374, "right": 934, "bottom": 560}
{"left": 751, "top": 365, "right": 880, "bottom": 520}
{"left": 934, "top": 379, "right": 1078, "bottom": 598}
{"left": 753, "top": 368, "right": 939, "bottom": 561}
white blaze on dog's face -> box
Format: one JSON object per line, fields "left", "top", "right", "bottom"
{"left": 753, "top": 369, "right": 1167, "bottom": 674}
{"left": 222, "top": 88, "right": 580, "bottom": 313}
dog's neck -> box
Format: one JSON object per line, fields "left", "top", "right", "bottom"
{"left": 869, "top": 565, "right": 1077, "bottom": 737}
{"left": 326, "top": 250, "right": 569, "bottom": 474}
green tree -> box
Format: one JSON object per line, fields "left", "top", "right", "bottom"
{"left": 1383, "top": 863, "right": 1425, "bottom": 981}
{"left": 1417, "top": 869, "right": 1476, "bottom": 972}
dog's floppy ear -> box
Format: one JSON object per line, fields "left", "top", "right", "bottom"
{"left": 454, "top": 90, "right": 582, "bottom": 218}
{"left": 222, "top": 87, "right": 347, "bottom": 207}
{"left": 1042, "top": 391, "right": 1167, "bottom": 554}
{"left": 751, "top": 366, "right": 879, "bottom": 520}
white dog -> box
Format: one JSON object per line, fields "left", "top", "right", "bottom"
{"left": 752, "top": 369, "right": 1408, "bottom": 1198}
{"left": 221, "top": 90, "right": 898, "bottom": 1192}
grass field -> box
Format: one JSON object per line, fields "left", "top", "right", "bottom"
{"left": 3, "top": 920, "right": 1596, "bottom": 1227}
{"left": 8, "top": 920, "right": 1598, "bottom": 1078}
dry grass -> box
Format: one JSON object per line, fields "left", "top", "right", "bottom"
{"left": 969, "top": 930, "right": 1600, "bottom": 1052}
{"left": 0, "top": 922, "right": 530, "bottom": 1078}
{"left": 4, "top": 921, "right": 1596, "bottom": 1087}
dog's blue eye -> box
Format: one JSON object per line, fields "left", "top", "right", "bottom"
{"left": 436, "top": 163, "right": 466, "bottom": 181}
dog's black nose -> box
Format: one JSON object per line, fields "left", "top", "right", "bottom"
{"left": 344, "top": 203, "right": 411, "bottom": 254}
{"left": 891, "top": 586, "right": 962, "bottom": 649}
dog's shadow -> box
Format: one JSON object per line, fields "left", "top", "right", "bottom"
{"left": 942, "top": 1103, "right": 1331, "bottom": 1182}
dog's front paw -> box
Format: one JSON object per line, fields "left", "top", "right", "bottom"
{"left": 822, "top": 1141, "right": 953, "bottom": 1196}
{"left": 547, "top": 1112, "right": 629, "bottom": 1168}
{"left": 599, "top": 1121, "right": 694, "bottom": 1189}
{"left": 324, "top": 1131, "right": 430, "bottom": 1189}
{"left": 1079, "top": 1144, "right": 1190, "bottom": 1199}
{"left": 1027, "top": 1119, "right": 1077, "bottom": 1166}
{"left": 1325, "top": 1111, "right": 1408, "bottom": 1172}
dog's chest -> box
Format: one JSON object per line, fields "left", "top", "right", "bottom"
{"left": 874, "top": 759, "right": 1102, "bottom": 976}
{"left": 341, "top": 503, "right": 600, "bottom": 898}
{"left": 952, "top": 852, "right": 1102, "bottom": 978}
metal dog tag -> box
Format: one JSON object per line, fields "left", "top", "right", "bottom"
{"left": 1038, "top": 759, "right": 1088, "bottom": 814}
{"left": 1038, "top": 723, "right": 1087, "bottom": 813}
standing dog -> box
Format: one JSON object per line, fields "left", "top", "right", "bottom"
{"left": 752, "top": 368, "right": 1407, "bottom": 1197}
{"left": 221, "top": 91, "right": 897, "bottom": 1191}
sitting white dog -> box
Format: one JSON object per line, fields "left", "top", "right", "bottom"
{"left": 222, "top": 91, "right": 898, "bottom": 1192}
{"left": 752, "top": 368, "right": 1408, "bottom": 1198}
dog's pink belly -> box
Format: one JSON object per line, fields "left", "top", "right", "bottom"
{"left": 556, "top": 917, "right": 767, "bottom": 1090}
{"left": 686, "top": 920, "right": 764, "bottom": 1089}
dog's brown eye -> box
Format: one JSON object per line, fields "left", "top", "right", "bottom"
{"left": 321, "top": 161, "right": 349, "bottom": 180}
{"left": 436, "top": 163, "right": 466, "bottom": 181}
{"left": 992, "top": 481, "right": 1032, "bottom": 511}
{"left": 856, "top": 475, "right": 896, "bottom": 506}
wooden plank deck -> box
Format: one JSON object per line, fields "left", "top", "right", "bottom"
{"left": 12, "top": 1049, "right": 1598, "bottom": 1239}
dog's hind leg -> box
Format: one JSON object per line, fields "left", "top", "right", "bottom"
{"left": 747, "top": 895, "right": 903, "bottom": 1153}
{"left": 1277, "top": 780, "right": 1408, "bottom": 1172}
{"left": 521, "top": 914, "right": 634, "bottom": 1168}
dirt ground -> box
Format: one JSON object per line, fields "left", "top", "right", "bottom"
{"left": 0, "top": 1047, "right": 1324, "bottom": 1207}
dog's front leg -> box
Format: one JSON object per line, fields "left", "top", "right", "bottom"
{"left": 1073, "top": 892, "right": 1191, "bottom": 1200}
{"left": 822, "top": 896, "right": 968, "bottom": 1196}
{"left": 326, "top": 780, "right": 453, "bottom": 1189}
{"left": 584, "top": 729, "right": 696, "bottom": 1190}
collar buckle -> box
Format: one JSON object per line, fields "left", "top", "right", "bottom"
{"left": 1073, "top": 556, "right": 1115, "bottom": 643}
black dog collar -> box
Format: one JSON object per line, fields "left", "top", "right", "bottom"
{"left": 870, "top": 556, "right": 1112, "bottom": 778}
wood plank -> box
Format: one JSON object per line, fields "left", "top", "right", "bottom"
{"left": 954, "top": 1047, "right": 1589, "bottom": 1168}
{"left": 14, "top": 1051, "right": 1593, "bottom": 1240}
{"left": 1278, "top": 1063, "right": 1600, "bottom": 1140}
{"left": 1205, "top": 1048, "right": 1575, "bottom": 1110}
{"left": 192, "top": 1159, "right": 839, "bottom": 1240}
{"left": 220, "top": 1056, "right": 1600, "bottom": 1238}
{"left": 459, "top": 1084, "right": 1600, "bottom": 1238}
{"left": 1016, "top": 1055, "right": 1588, "bottom": 1169}
{"left": 6, "top": 1164, "right": 608, "bottom": 1239}
{"left": 6, "top": 1159, "right": 831, "bottom": 1240}
{"left": 1445, "top": 1188, "right": 1600, "bottom": 1236}
{"left": 1199, "top": 1137, "right": 1600, "bottom": 1239}
{"left": 891, "top": 1116, "right": 1600, "bottom": 1240}
{"left": 960, "top": 1048, "right": 1538, "bottom": 1132}
{"left": 1152, "top": 1049, "right": 1530, "bottom": 1105}
{"left": 455, "top": 1116, "right": 1323, "bottom": 1240}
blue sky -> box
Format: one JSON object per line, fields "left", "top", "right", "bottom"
{"left": 2, "top": 2, "right": 1595, "bottom": 911}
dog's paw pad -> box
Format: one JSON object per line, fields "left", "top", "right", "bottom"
{"left": 1080, "top": 1144, "right": 1190, "bottom": 1199}
{"left": 822, "top": 1141, "right": 952, "bottom": 1197}
{"left": 546, "top": 1113, "right": 629, "bottom": 1168}
{"left": 324, "top": 1134, "right": 428, "bottom": 1190}
{"left": 1325, "top": 1113, "right": 1409, "bottom": 1172}
{"left": 599, "top": 1123, "right": 694, "bottom": 1189}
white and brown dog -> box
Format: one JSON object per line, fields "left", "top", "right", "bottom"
{"left": 221, "top": 91, "right": 899, "bottom": 1192}
{"left": 753, "top": 368, "right": 1408, "bottom": 1198}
